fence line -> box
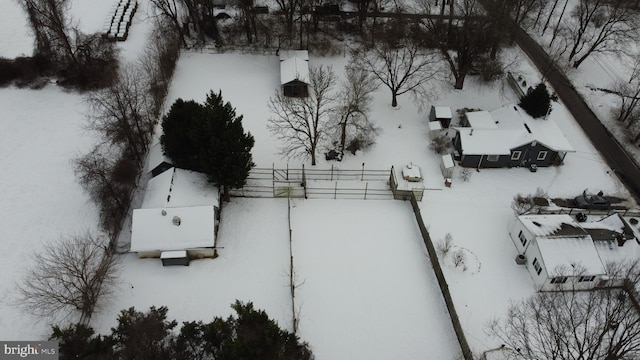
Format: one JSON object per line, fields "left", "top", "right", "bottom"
{"left": 408, "top": 193, "right": 474, "bottom": 360}
{"left": 230, "top": 164, "right": 423, "bottom": 200}
{"left": 535, "top": 207, "right": 640, "bottom": 218}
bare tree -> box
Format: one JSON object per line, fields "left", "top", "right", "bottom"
{"left": 149, "top": 0, "right": 189, "bottom": 47}
{"left": 16, "top": 231, "right": 120, "bottom": 324}
{"left": 420, "top": 0, "right": 497, "bottom": 89}
{"left": 86, "top": 65, "right": 155, "bottom": 166}
{"left": 274, "top": 0, "right": 300, "bottom": 42}
{"left": 614, "top": 57, "right": 640, "bottom": 144}
{"left": 17, "top": 0, "right": 77, "bottom": 64}
{"left": 511, "top": 193, "right": 535, "bottom": 215}
{"left": 351, "top": 40, "right": 440, "bottom": 108}
{"left": 488, "top": 261, "right": 640, "bottom": 360}
{"left": 75, "top": 145, "right": 138, "bottom": 235}
{"left": 268, "top": 65, "right": 337, "bottom": 165}
{"left": 330, "top": 64, "right": 380, "bottom": 157}
{"left": 564, "top": 0, "right": 639, "bottom": 68}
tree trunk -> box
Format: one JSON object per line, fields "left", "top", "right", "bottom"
{"left": 223, "top": 185, "right": 230, "bottom": 202}
{"left": 391, "top": 91, "right": 398, "bottom": 107}
{"left": 339, "top": 116, "right": 348, "bottom": 154}
{"left": 454, "top": 74, "right": 465, "bottom": 89}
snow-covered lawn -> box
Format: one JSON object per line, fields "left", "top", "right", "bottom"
{"left": 92, "top": 198, "right": 294, "bottom": 335}
{"left": 0, "top": 87, "right": 100, "bottom": 340}
{"left": 291, "top": 199, "right": 460, "bottom": 359}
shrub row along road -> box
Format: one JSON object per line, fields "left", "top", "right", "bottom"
{"left": 513, "top": 28, "right": 640, "bottom": 202}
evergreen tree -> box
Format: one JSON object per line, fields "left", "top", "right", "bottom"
{"left": 50, "top": 323, "right": 114, "bottom": 360}
{"left": 161, "top": 91, "right": 255, "bottom": 201}
{"left": 110, "top": 306, "right": 177, "bottom": 360}
{"left": 160, "top": 99, "right": 209, "bottom": 171}
{"left": 200, "top": 91, "right": 255, "bottom": 202}
{"left": 519, "top": 83, "right": 552, "bottom": 118}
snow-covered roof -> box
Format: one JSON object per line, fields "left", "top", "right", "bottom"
{"left": 492, "top": 105, "right": 574, "bottom": 152}
{"left": 518, "top": 214, "right": 587, "bottom": 238}
{"left": 146, "top": 141, "right": 171, "bottom": 174}
{"left": 442, "top": 154, "right": 454, "bottom": 169}
{"left": 456, "top": 128, "right": 522, "bottom": 155}
{"left": 429, "top": 121, "right": 442, "bottom": 131}
{"left": 279, "top": 50, "right": 309, "bottom": 61}
{"left": 142, "top": 168, "right": 220, "bottom": 209}
{"left": 402, "top": 163, "right": 422, "bottom": 182}
{"left": 457, "top": 105, "right": 574, "bottom": 154}
{"left": 280, "top": 56, "right": 310, "bottom": 85}
{"left": 466, "top": 111, "right": 497, "bottom": 129}
{"left": 130, "top": 205, "right": 215, "bottom": 252}
{"left": 433, "top": 105, "right": 452, "bottom": 119}
{"left": 537, "top": 237, "right": 606, "bottom": 276}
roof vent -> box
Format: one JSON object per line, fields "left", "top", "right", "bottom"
{"left": 532, "top": 221, "right": 541, "bottom": 227}
{"left": 161, "top": 210, "right": 167, "bottom": 216}
{"left": 172, "top": 216, "right": 181, "bottom": 226}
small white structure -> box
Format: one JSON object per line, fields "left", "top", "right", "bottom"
{"left": 428, "top": 120, "right": 443, "bottom": 140}
{"left": 429, "top": 105, "right": 453, "bottom": 128}
{"left": 280, "top": 50, "right": 310, "bottom": 97}
{"left": 131, "top": 206, "right": 216, "bottom": 259}
{"left": 130, "top": 167, "right": 220, "bottom": 260}
{"left": 510, "top": 215, "right": 605, "bottom": 291}
{"left": 440, "top": 154, "right": 454, "bottom": 179}
{"left": 402, "top": 163, "right": 422, "bottom": 182}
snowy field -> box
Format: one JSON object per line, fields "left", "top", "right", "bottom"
{"left": 291, "top": 199, "right": 460, "bottom": 359}
{"left": 0, "top": 0, "right": 636, "bottom": 357}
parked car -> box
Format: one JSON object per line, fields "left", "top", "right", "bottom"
{"left": 574, "top": 191, "right": 611, "bottom": 210}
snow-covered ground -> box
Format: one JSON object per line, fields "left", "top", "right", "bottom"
{"left": 0, "top": 0, "right": 636, "bottom": 358}
{"left": 291, "top": 199, "right": 460, "bottom": 359}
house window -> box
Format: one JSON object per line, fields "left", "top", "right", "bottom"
{"left": 518, "top": 230, "right": 527, "bottom": 247}
{"left": 537, "top": 151, "right": 548, "bottom": 161}
{"left": 578, "top": 275, "right": 596, "bottom": 282}
{"left": 511, "top": 151, "right": 522, "bottom": 161}
{"left": 550, "top": 276, "right": 568, "bottom": 284}
{"left": 532, "top": 257, "right": 542, "bottom": 275}
{"left": 487, "top": 155, "right": 499, "bottom": 162}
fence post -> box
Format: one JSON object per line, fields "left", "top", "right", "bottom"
{"left": 361, "top": 163, "right": 365, "bottom": 181}
{"left": 364, "top": 182, "right": 368, "bottom": 200}
{"left": 334, "top": 182, "right": 337, "bottom": 199}
{"left": 331, "top": 164, "right": 334, "bottom": 181}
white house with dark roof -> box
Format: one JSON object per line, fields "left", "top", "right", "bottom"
{"left": 510, "top": 213, "right": 640, "bottom": 291}
{"left": 279, "top": 50, "right": 310, "bottom": 97}
{"left": 453, "top": 105, "right": 574, "bottom": 168}
{"left": 130, "top": 167, "right": 220, "bottom": 260}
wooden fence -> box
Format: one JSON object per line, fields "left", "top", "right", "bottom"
{"left": 534, "top": 207, "right": 640, "bottom": 218}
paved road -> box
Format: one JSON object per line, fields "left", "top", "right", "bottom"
{"left": 514, "top": 28, "right": 640, "bottom": 202}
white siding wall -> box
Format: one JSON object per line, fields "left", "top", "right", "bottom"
{"left": 524, "top": 240, "right": 548, "bottom": 290}
{"left": 509, "top": 218, "right": 535, "bottom": 254}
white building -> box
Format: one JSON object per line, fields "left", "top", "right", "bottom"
{"left": 280, "top": 50, "right": 310, "bottom": 97}
{"left": 508, "top": 214, "right": 639, "bottom": 291}
{"left": 130, "top": 167, "right": 220, "bottom": 260}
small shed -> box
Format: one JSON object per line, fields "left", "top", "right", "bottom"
{"left": 429, "top": 105, "right": 453, "bottom": 128}
{"left": 280, "top": 50, "right": 310, "bottom": 97}
{"left": 161, "top": 250, "right": 190, "bottom": 266}
{"left": 428, "top": 120, "right": 443, "bottom": 140}
{"left": 440, "top": 154, "right": 454, "bottom": 179}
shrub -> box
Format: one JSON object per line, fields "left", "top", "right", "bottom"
{"left": 519, "top": 83, "right": 552, "bottom": 118}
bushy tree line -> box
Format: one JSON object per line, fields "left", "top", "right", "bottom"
{"left": 161, "top": 91, "right": 255, "bottom": 201}
{"left": 75, "top": 20, "right": 181, "bottom": 239}
{"left": 6, "top": 0, "right": 120, "bottom": 90}
{"left": 51, "top": 302, "right": 313, "bottom": 360}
